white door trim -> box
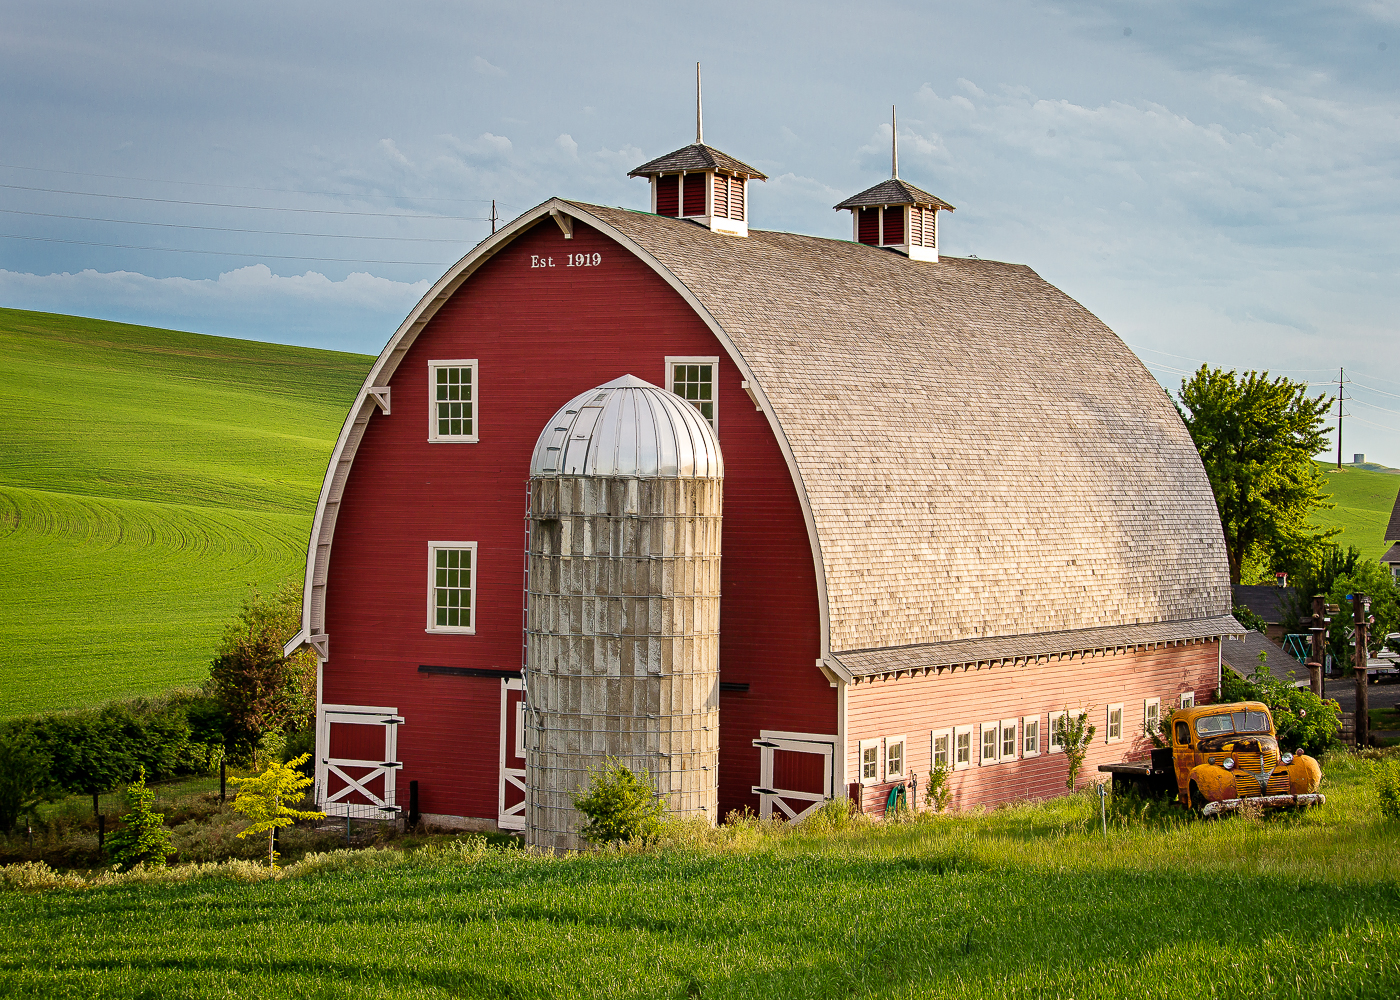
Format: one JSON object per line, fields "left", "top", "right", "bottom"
{"left": 498, "top": 678, "right": 526, "bottom": 831}
{"left": 317, "top": 706, "right": 403, "bottom": 818}
{"left": 751, "top": 730, "right": 838, "bottom": 822}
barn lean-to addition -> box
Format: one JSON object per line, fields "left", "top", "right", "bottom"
{"left": 286, "top": 116, "right": 1240, "bottom": 840}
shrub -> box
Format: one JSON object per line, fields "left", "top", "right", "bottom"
{"left": 0, "top": 729, "right": 53, "bottom": 833}
{"left": 208, "top": 582, "right": 316, "bottom": 744}
{"left": 924, "top": 762, "right": 951, "bottom": 812}
{"left": 1221, "top": 660, "right": 1341, "bottom": 757}
{"left": 572, "top": 758, "right": 666, "bottom": 846}
{"left": 1054, "top": 708, "right": 1097, "bottom": 791}
{"left": 1377, "top": 761, "right": 1400, "bottom": 822}
{"left": 106, "top": 767, "right": 173, "bottom": 870}
{"left": 1231, "top": 604, "right": 1269, "bottom": 634}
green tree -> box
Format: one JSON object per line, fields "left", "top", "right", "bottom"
{"left": 1054, "top": 708, "right": 1097, "bottom": 791}
{"left": 106, "top": 767, "right": 173, "bottom": 869}
{"left": 572, "top": 758, "right": 667, "bottom": 845}
{"left": 230, "top": 752, "right": 323, "bottom": 866}
{"left": 0, "top": 728, "right": 53, "bottom": 833}
{"left": 1177, "top": 367, "right": 1335, "bottom": 585}
{"left": 208, "top": 582, "right": 316, "bottom": 744}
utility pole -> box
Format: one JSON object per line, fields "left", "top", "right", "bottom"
{"left": 1336, "top": 367, "right": 1344, "bottom": 470}
{"left": 1352, "top": 592, "right": 1371, "bottom": 748}
{"left": 490, "top": 199, "right": 499, "bottom": 235}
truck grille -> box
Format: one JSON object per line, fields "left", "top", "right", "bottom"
{"left": 1208, "top": 747, "right": 1281, "bottom": 795}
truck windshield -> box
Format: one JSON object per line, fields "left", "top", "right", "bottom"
{"left": 1195, "top": 711, "right": 1270, "bottom": 736}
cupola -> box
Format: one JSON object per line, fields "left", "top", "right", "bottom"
{"left": 629, "top": 65, "right": 767, "bottom": 237}
{"left": 834, "top": 107, "right": 954, "bottom": 262}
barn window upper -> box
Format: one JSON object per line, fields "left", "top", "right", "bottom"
{"left": 427, "top": 542, "right": 476, "bottom": 633}
{"left": 666, "top": 356, "right": 718, "bottom": 429}
{"left": 428, "top": 360, "right": 478, "bottom": 443}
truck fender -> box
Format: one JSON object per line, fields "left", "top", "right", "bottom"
{"left": 1188, "top": 764, "right": 1237, "bottom": 804}
{"left": 1283, "top": 754, "right": 1322, "bottom": 794}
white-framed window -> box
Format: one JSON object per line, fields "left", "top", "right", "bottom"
{"left": 1022, "top": 715, "right": 1041, "bottom": 758}
{"left": 428, "top": 360, "right": 478, "bottom": 443}
{"left": 1144, "top": 698, "right": 1161, "bottom": 740}
{"left": 953, "top": 726, "right": 973, "bottom": 771}
{"left": 1179, "top": 691, "right": 1195, "bottom": 710}
{"left": 1000, "top": 718, "right": 1019, "bottom": 761}
{"left": 885, "top": 735, "right": 906, "bottom": 780}
{"left": 980, "top": 721, "right": 999, "bottom": 765}
{"left": 858, "top": 738, "right": 882, "bottom": 785}
{"left": 427, "top": 542, "right": 477, "bottom": 633}
{"left": 665, "top": 356, "right": 718, "bottom": 429}
{"left": 1106, "top": 704, "right": 1124, "bottom": 743}
{"left": 931, "top": 729, "right": 952, "bottom": 772}
{"left": 1047, "top": 711, "right": 1068, "bottom": 754}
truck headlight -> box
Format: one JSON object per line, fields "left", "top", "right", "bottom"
{"left": 1281, "top": 752, "right": 1294, "bottom": 765}
{"left": 1221, "top": 757, "right": 1235, "bottom": 771}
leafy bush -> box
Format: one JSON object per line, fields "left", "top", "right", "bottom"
{"left": 1376, "top": 761, "right": 1400, "bottom": 822}
{"left": 1231, "top": 604, "right": 1269, "bottom": 634}
{"left": 107, "top": 767, "right": 173, "bottom": 870}
{"left": 924, "top": 762, "right": 951, "bottom": 812}
{"left": 230, "top": 753, "right": 324, "bottom": 866}
{"left": 1220, "top": 661, "right": 1341, "bottom": 757}
{"left": 1054, "top": 708, "right": 1096, "bottom": 791}
{"left": 208, "top": 582, "right": 316, "bottom": 744}
{"left": 0, "top": 729, "right": 53, "bottom": 833}
{"left": 572, "top": 758, "right": 666, "bottom": 846}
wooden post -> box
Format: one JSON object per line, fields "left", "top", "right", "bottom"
{"left": 1353, "top": 593, "right": 1370, "bottom": 748}
{"left": 408, "top": 779, "right": 420, "bottom": 830}
{"left": 97, "top": 814, "right": 105, "bottom": 854}
{"left": 1306, "top": 594, "right": 1326, "bottom": 697}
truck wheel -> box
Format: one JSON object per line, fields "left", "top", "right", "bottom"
{"left": 1189, "top": 782, "right": 1208, "bottom": 815}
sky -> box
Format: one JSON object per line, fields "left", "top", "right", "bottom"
{"left": 1, "top": 0, "right": 1398, "bottom": 464}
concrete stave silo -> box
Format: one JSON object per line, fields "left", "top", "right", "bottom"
{"left": 525, "top": 374, "right": 723, "bottom": 850}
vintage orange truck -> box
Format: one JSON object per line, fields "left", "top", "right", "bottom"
{"left": 1099, "top": 701, "right": 1324, "bottom": 817}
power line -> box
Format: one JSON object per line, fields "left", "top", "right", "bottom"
{"left": 0, "top": 233, "right": 455, "bottom": 266}
{"left": 0, "top": 183, "right": 489, "bottom": 221}
{"left": 1348, "top": 396, "right": 1400, "bottom": 417}
{"left": 0, "top": 208, "right": 475, "bottom": 243}
{"left": 1351, "top": 370, "right": 1400, "bottom": 390}
{"left": 0, "top": 161, "right": 501, "bottom": 206}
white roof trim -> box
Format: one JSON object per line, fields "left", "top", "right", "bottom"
{"left": 291, "top": 198, "right": 833, "bottom": 670}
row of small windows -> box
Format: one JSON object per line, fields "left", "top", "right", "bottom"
{"left": 858, "top": 693, "right": 1195, "bottom": 785}
{"left": 424, "top": 357, "right": 719, "bottom": 442}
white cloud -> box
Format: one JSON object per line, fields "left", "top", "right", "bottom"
{"left": 0, "top": 265, "right": 429, "bottom": 355}
{"left": 471, "top": 55, "right": 505, "bottom": 76}
{"left": 556, "top": 133, "right": 578, "bottom": 157}
{"left": 378, "top": 138, "right": 412, "bottom": 167}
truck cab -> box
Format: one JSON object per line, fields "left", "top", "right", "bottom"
{"left": 1171, "top": 702, "right": 1322, "bottom": 815}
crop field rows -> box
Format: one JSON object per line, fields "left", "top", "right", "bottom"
{"left": 0, "top": 308, "right": 370, "bottom": 718}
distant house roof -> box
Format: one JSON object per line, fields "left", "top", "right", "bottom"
{"left": 1388, "top": 487, "right": 1400, "bottom": 541}
{"left": 1231, "top": 584, "right": 1295, "bottom": 623}
{"left": 628, "top": 143, "right": 767, "bottom": 179}
{"left": 1382, "top": 542, "right": 1400, "bottom": 565}
{"left": 833, "top": 178, "right": 955, "bottom": 212}
{"left": 1220, "top": 631, "right": 1309, "bottom": 688}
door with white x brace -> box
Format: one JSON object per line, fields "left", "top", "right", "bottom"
{"left": 751, "top": 730, "right": 837, "bottom": 822}
{"left": 498, "top": 679, "right": 526, "bottom": 831}
{"left": 318, "top": 704, "right": 404, "bottom": 819}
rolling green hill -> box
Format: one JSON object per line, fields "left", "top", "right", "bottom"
{"left": 1312, "top": 461, "right": 1400, "bottom": 563}
{"left": 0, "top": 308, "right": 371, "bottom": 719}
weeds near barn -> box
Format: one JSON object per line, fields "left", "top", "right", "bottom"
{"left": 3, "top": 752, "right": 1399, "bottom": 998}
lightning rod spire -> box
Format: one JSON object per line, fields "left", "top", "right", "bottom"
{"left": 696, "top": 63, "right": 704, "bottom": 145}
{"left": 892, "top": 105, "right": 899, "bottom": 178}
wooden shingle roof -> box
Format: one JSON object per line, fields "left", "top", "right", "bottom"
{"left": 833, "top": 178, "right": 955, "bottom": 212}
{"left": 628, "top": 143, "right": 767, "bottom": 179}
{"left": 1387, "top": 487, "right": 1400, "bottom": 541}
{"left": 571, "top": 204, "right": 1234, "bottom": 657}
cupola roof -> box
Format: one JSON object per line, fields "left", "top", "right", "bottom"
{"left": 833, "top": 177, "right": 954, "bottom": 212}
{"left": 629, "top": 143, "right": 766, "bottom": 180}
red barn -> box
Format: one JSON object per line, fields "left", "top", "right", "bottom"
{"left": 287, "top": 132, "right": 1239, "bottom": 834}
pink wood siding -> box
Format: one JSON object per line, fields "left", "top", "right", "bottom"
{"left": 845, "top": 641, "right": 1220, "bottom": 815}
{"left": 322, "top": 219, "right": 832, "bottom": 824}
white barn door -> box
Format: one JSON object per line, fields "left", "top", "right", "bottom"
{"left": 751, "top": 730, "right": 838, "bottom": 822}
{"left": 498, "top": 679, "right": 526, "bottom": 831}
{"left": 318, "top": 704, "right": 403, "bottom": 819}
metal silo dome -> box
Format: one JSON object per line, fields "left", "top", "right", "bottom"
{"left": 529, "top": 374, "right": 723, "bottom": 479}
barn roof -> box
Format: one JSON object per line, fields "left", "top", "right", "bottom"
{"left": 628, "top": 143, "right": 767, "bottom": 179}
{"left": 1387, "top": 487, "right": 1400, "bottom": 540}
{"left": 1220, "top": 631, "right": 1309, "bottom": 688}
{"left": 288, "top": 197, "right": 1239, "bottom": 668}
{"left": 1382, "top": 542, "right": 1400, "bottom": 565}
{"left": 567, "top": 202, "right": 1236, "bottom": 659}
{"left": 833, "top": 178, "right": 955, "bottom": 212}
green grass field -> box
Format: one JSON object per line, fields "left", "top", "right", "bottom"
{"left": 0, "top": 308, "right": 371, "bottom": 719}
{"left": 2, "top": 754, "right": 1397, "bottom": 999}
{"left": 1312, "top": 462, "right": 1399, "bottom": 563}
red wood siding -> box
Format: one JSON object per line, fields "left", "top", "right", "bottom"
{"left": 656, "top": 175, "right": 679, "bottom": 217}
{"left": 881, "top": 205, "right": 905, "bottom": 246}
{"left": 322, "top": 219, "right": 832, "bottom": 824}
{"left": 857, "top": 208, "right": 879, "bottom": 245}
{"left": 846, "top": 641, "right": 1220, "bottom": 815}
{"left": 683, "top": 173, "right": 707, "bottom": 216}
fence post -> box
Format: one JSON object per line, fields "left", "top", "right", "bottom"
{"left": 408, "top": 780, "right": 420, "bottom": 830}
{"left": 1098, "top": 783, "right": 1107, "bottom": 838}
{"left": 97, "top": 814, "right": 105, "bottom": 854}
